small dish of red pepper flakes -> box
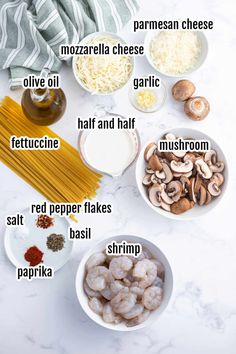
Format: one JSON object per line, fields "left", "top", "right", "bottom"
{"left": 36, "top": 215, "right": 54, "bottom": 229}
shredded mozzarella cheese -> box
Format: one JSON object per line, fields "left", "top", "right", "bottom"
{"left": 75, "top": 35, "right": 133, "bottom": 94}
{"left": 150, "top": 31, "right": 201, "bottom": 75}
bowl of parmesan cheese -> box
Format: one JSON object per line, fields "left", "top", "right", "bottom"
{"left": 72, "top": 32, "right": 134, "bottom": 95}
{"left": 144, "top": 30, "right": 208, "bottom": 78}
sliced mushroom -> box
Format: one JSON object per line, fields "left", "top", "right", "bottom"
{"left": 160, "top": 189, "right": 174, "bottom": 205}
{"left": 165, "top": 133, "right": 176, "bottom": 140}
{"left": 170, "top": 160, "right": 193, "bottom": 174}
{"left": 208, "top": 181, "right": 221, "bottom": 196}
{"left": 210, "top": 161, "right": 225, "bottom": 173}
{"left": 143, "top": 132, "right": 225, "bottom": 214}
{"left": 183, "top": 152, "right": 201, "bottom": 164}
{"left": 170, "top": 198, "right": 195, "bottom": 215}
{"left": 195, "top": 159, "right": 212, "bottom": 179}
{"left": 155, "top": 171, "right": 166, "bottom": 179}
{"left": 211, "top": 173, "right": 224, "bottom": 186}
{"left": 194, "top": 174, "right": 202, "bottom": 194}
{"left": 149, "top": 155, "right": 163, "bottom": 172}
{"left": 151, "top": 174, "right": 159, "bottom": 184}
{"left": 166, "top": 181, "right": 182, "bottom": 202}
{"left": 148, "top": 184, "right": 162, "bottom": 207}
{"left": 142, "top": 174, "right": 152, "bottom": 186}
{"left": 180, "top": 175, "right": 191, "bottom": 192}
{"left": 163, "top": 152, "right": 180, "bottom": 162}
{"left": 156, "top": 149, "right": 163, "bottom": 157}
{"left": 204, "top": 150, "right": 217, "bottom": 165}
{"left": 198, "top": 185, "right": 207, "bottom": 206}
{"left": 160, "top": 200, "right": 171, "bottom": 212}
{"left": 162, "top": 163, "right": 173, "bottom": 183}
{"left": 144, "top": 143, "right": 157, "bottom": 162}
{"left": 173, "top": 150, "right": 186, "bottom": 158}
{"left": 173, "top": 171, "right": 192, "bottom": 178}
{"left": 188, "top": 177, "right": 197, "bottom": 203}
{"left": 205, "top": 191, "right": 212, "bottom": 205}
{"left": 145, "top": 167, "right": 154, "bottom": 174}
{"left": 159, "top": 157, "right": 169, "bottom": 164}
{"left": 191, "top": 167, "right": 197, "bottom": 177}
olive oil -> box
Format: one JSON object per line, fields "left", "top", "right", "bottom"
{"left": 21, "top": 69, "right": 66, "bottom": 126}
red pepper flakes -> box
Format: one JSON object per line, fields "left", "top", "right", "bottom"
{"left": 24, "top": 246, "right": 44, "bottom": 266}
{"left": 36, "top": 214, "right": 54, "bottom": 229}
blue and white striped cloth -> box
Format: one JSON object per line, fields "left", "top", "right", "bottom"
{"left": 0, "top": 0, "right": 138, "bottom": 88}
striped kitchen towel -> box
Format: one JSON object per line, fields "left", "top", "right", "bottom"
{"left": 0, "top": 0, "right": 139, "bottom": 89}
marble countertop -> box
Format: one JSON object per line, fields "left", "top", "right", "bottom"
{"left": 0, "top": 0, "right": 236, "bottom": 353}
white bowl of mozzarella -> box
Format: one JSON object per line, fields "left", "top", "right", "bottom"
{"left": 72, "top": 32, "right": 134, "bottom": 95}
{"left": 145, "top": 30, "right": 208, "bottom": 78}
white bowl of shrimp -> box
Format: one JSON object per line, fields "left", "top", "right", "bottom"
{"left": 75, "top": 235, "right": 173, "bottom": 331}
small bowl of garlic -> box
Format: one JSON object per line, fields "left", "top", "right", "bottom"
{"left": 129, "top": 82, "right": 166, "bottom": 113}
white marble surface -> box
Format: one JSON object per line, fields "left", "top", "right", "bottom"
{"left": 0, "top": 0, "right": 236, "bottom": 353}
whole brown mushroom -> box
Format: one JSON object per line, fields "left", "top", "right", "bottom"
{"left": 184, "top": 96, "right": 210, "bottom": 121}
{"left": 172, "top": 80, "right": 196, "bottom": 102}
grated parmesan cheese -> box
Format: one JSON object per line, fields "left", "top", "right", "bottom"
{"left": 150, "top": 31, "right": 201, "bottom": 75}
{"left": 75, "top": 35, "right": 133, "bottom": 94}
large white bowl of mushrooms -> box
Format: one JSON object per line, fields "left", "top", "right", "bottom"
{"left": 136, "top": 128, "right": 228, "bottom": 220}
{"left": 75, "top": 235, "right": 173, "bottom": 331}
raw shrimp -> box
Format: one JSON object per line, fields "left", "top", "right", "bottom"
{"left": 137, "top": 247, "right": 153, "bottom": 261}
{"left": 124, "top": 271, "right": 135, "bottom": 283}
{"left": 86, "top": 266, "right": 113, "bottom": 291}
{"left": 101, "top": 279, "right": 126, "bottom": 300}
{"left": 122, "top": 304, "right": 144, "bottom": 320}
{"left": 84, "top": 247, "right": 165, "bottom": 327}
{"left": 110, "top": 280, "right": 125, "bottom": 295}
{"left": 153, "top": 276, "right": 164, "bottom": 288}
{"left": 111, "top": 288, "right": 137, "bottom": 314}
{"left": 126, "top": 309, "right": 150, "bottom": 327}
{"left": 109, "top": 256, "right": 133, "bottom": 279}
{"left": 123, "top": 278, "right": 132, "bottom": 287}
{"left": 101, "top": 285, "right": 113, "bottom": 300}
{"left": 104, "top": 253, "right": 114, "bottom": 264}
{"left": 142, "top": 286, "right": 163, "bottom": 310}
{"left": 102, "top": 303, "right": 122, "bottom": 324}
{"left": 83, "top": 281, "right": 101, "bottom": 298}
{"left": 130, "top": 282, "right": 145, "bottom": 299}
{"left": 133, "top": 259, "right": 157, "bottom": 288}
{"left": 86, "top": 252, "right": 106, "bottom": 270}
{"left": 150, "top": 259, "right": 165, "bottom": 279}
{"left": 128, "top": 247, "right": 153, "bottom": 264}
{"left": 88, "top": 297, "right": 103, "bottom": 315}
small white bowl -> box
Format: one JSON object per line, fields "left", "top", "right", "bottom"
{"left": 75, "top": 235, "right": 173, "bottom": 331}
{"left": 129, "top": 81, "right": 167, "bottom": 113}
{"left": 144, "top": 31, "right": 208, "bottom": 78}
{"left": 136, "top": 128, "right": 228, "bottom": 221}
{"left": 72, "top": 32, "right": 134, "bottom": 95}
